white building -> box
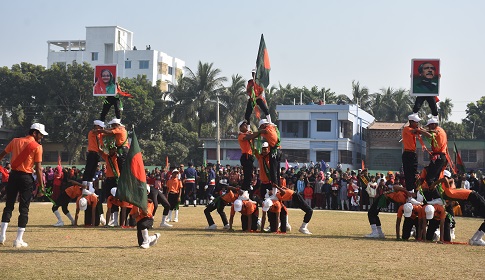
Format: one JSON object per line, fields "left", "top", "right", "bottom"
{"left": 47, "top": 26, "right": 184, "bottom": 91}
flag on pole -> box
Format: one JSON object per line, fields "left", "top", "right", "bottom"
{"left": 255, "top": 34, "right": 271, "bottom": 89}
{"left": 117, "top": 129, "right": 148, "bottom": 211}
{"left": 454, "top": 142, "right": 466, "bottom": 174}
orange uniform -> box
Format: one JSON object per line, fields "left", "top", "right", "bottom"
{"left": 5, "top": 135, "right": 42, "bottom": 173}
{"left": 238, "top": 133, "right": 252, "bottom": 155}
{"left": 402, "top": 126, "right": 417, "bottom": 151}
{"left": 255, "top": 154, "right": 271, "bottom": 183}
{"left": 107, "top": 195, "right": 133, "bottom": 208}
{"left": 280, "top": 176, "right": 286, "bottom": 188}
{"left": 87, "top": 130, "right": 102, "bottom": 152}
{"left": 65, "top": 185, "right": 82, "bottom": 199}
{"left": 277, "top": 188, "right": 294, "bottom": 201}
{"left": 166, "top": 178, "right": 183, "bottom": 193}
{"left": 385, "top": 191, "right": 407, "bottom": 204}
{"left": 231, "top": 200, "right": 257, "bottom": 216}
{"left": 246, "top": 79, "right": 263, "bottom": 98}
{"left": 101, "top": 153, "right": 119, "bottom": 178}
{"left": 76, "top": 194, "right": 98, "bottom": 210}
{"left": 221, "top": 190, "right": 239, "bottom": 204}
{"left": 111, "top": 126, "right": 128, "bottom": 148}
{"left": 130, "top": 201, "right": 155, "bottom": 223}
{"left": 431, "top": 126, "right": 448, "bottom": 154}
{"left": 397, "top": 204, "right": 422, "bottom": 219}
{"left": 263, "top": 125, "right": 279, "bottom": 148}
{"left": 422, "top": 204, "right": 446, "bottom": 220}
{"left": 268, "top": 200, "right": 283, "bottom": 214}
{"left": 440, "top": 181, "right": 471, "bottom": 200}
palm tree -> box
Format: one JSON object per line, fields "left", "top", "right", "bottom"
{"left": 219, "top": 74, "right": 247, "bottom": 135}
{"left": 351, "top": 80, "right": 371, "bottom": 112}
{"left": 173, "top": 61, "right": 227, "bottom": 137}
{"left": 438, "top": 98, "right": 453, "bottom": 122}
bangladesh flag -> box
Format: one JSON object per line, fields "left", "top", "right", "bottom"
{"left": 255, "top": 34, "right": 271, "bottom": 88}
{"left": 454, "top": 142, "right": 466, "bottom": 174}
{"left": 117, "top": 129, "right": 148, "bottom": 211}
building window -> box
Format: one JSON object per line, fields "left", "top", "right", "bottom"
{"left": 91, "top": 52, "right": 98, "bottom": 61}
{"left": 282, "top": 149, "right": 308, "bottom": 163}
{"left": 339, "top": 150, "right": 352, "bottom": 164}
{"left": 461, "top": 150, "right": 477, "bottom": 163}
{"left": 226, "top": 149, "right": 241, "bottom": 160}
{"left": 125, "top": 61, "right": 131, "bottom": 69}
{"left": 168, "top": 66, "right": 173, "bottom": 75}
{"left": 280, "top": 120, "right": 309, "bottom": 138}
{"left": 207, "top": 149, "right": 216, "bottom": 160}
{"left": 316, "top": 151, "right": 331, "bottom": 162}
{"left": 139, "top": 60, "right": 149, "bottom": 69}
{"left": 316, "top": 120, "right": 331, "bottom": 132}
{"left": 339, "top": 121, "right": 353, "bottom": 138}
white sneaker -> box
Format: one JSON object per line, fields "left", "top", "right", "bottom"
{"left": 223, "top": 224, "right": 230, "bottom": 230}
{"left": 53, "top": 221, "right": 64, "bottom": 227}
{"left": 0, "top": 235, "right": 5, "bottom": 245}
{"left": 205, "top": 224, "right": 217, "bottom": 230}
{"left": 286, "top": 223, "right": 292, "bottom": 232}
{"left": 13, "top": 240, "right": 28, "bottom": 248}
{"left": 365, "top": 232, "right": 381, "bottom": 238}
{"left": 299, "top": 227, "right": 312, "bottom": 235}
{"left": 100, "top": 216, "right": 106, "bottom": 226}
{"left": 140, "top": 242, "right": 150, "bottom": 249}
{"left": 160, "top": 222, "right": 173, "bottom": 228}
{"left": 379, "top": 233, "right": 386, "bottom": 239}
{"left": 173, "top": 218, "right": 178, "bottom": 223}
{"left": 149, "top": 233, "right": 160, "bottom": 246}
{"left": 469, "top": 238, "right": 485, "bottom": 246}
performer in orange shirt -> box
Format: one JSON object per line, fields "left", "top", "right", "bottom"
{"left": 0, "top": 123, "right": 47, "bottom": 248}
{"left": 401, "top": 113, "right": 424, "bottom": 191}
{"left": 260, "top": 198, "right": 283, "bottom": 233}
{"left": 273, "top": 185, "right": 313, "bottom": 234}
{"left": 82, "top": 120, "right": 104, "bottom": 191}
{"left": 204, "top": 181, "right": 238, "bottom": 230}
{"left": 130, "top": 186, "right": 160, "bottom": 249}
{"left": 51, "top": 180, "right": 84, "bottom": 227}
{"left": 244, "top": 69, "right": 271, "bottom": 125}
{"left": 160, "top": 169, "right": 183, "bottom": 227}
{"left": 97, "top": 118, "right": 129, "bottom": 172}
{"left": 423, "top": 204, "right": 446, "bottom": 242}
{"left": 395, "top": 202, "right": 422, "bottom": 240}
{"left": 420, "top": 117, "right": 448, "bottom": 187}
{"left": 228, "top": 199, "right": 259, "bottom": 232}
{"left": 431, "top": 170, "right": 485, "bottom": 246}
{"left": 238, "top": 120, "right": 254, "bottom": 191}
{"left": 74, "top": 194, "right": 99, "bottom": 226}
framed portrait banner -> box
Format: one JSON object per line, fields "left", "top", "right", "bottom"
{"left": 410, "top": 59, "right": 440, "bottom": 97}
{"left": 93, "top": 64, "right": 117, "bottom": 96}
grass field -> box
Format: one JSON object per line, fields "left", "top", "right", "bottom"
{"left": 0, "top": 202, "right": 484, "bottom": 279}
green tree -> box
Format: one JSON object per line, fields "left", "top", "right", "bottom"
{"left": 438, "top": 98, "right": 453, "bottom": 122}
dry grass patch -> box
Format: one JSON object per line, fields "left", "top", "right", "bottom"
{"left": 0, "top": 203, "right": 484, "bottom": 279}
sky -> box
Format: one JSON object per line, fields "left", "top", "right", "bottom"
{"left": 1, "top": 0, "right": 484, "bottom": 123}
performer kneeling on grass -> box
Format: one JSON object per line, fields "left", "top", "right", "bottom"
{"left": 228, "top": 198, "right": 259, "bottom": 232}
{"left": 74, "top": 193, "right": 106, "bottom": 227}
{"left": 260, "top": 198, "right": 284, "bottom": 233}
{"left": 395, "top": 202, "right": 422, "bottom": 240}
{"left": 366, "top": 184, "right": 411, "bottom": 238}
{"left": 204, "top": 180, "right": 239, "bottom": 230}
{"left": 431, "top": 169, "right": 485, "bottom": 246}
{"left": 52, "top": 180, "right": 85, "bottom": 227}
{"left": 130, "top": 185, "right": 160, "bottom": 249}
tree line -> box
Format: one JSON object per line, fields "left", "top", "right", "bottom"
{"left": 0, "top": 61, "right": 481, "bottom": 166}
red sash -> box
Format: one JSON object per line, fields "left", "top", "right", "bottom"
{"left": 11, "top": 141, "right": 40, "bottom": 170}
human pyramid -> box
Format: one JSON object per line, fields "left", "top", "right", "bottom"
{"left": 364, "top": 96, "right": 485, "bottom": 246}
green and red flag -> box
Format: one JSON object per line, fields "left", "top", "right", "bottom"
{"left": 454, "top": 142, "right": 466, "bottom": 174}
{"left": 255, "top": 34, "right": 271, "bottom": 89}
{"left": 117, "top": 129, "right": 148, "bottom": 211}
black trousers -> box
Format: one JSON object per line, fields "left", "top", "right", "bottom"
{"left": 426, "top": 218, "right": 451, "bottom": 242}
{"left": 279, "top": 207, "right": 288, "bottom": 232}
{"left": 1, "top": 171, "right": 34, "bottom": 228}
{"left": 241, "top": 211, "right": 259, "bottom": 231}
{"left": 149, "top": 187, "right": 170, "bottom": 217}
{"left": 104, "top": 177, "right": 117, "bottom": 202}
{"left": 164, "top": 193, "right": 179, "bottom": 215}
{"left": 52, "top": 191, "right": 72, "bottom": 214}
{"left": 184, "top": 183, "right": 196, "bottom": 201}
{"left": 267, "top": 211, "right": 279, "bottom": 232}
{"left": 136, "top": 217, "right": 154, "bottom": 246}
{"left": 402, "top": 151, "right": 417, "bottom": 191}
{"left": 269, "top": 148, "right": 282, "bottom": 187}
{"left": 84, "top": 202, "right": 104, "bottom": 226}
{"left": 204, "top": 197, "right": 228, "bottom": 226}
{"left": 368, "top": 195, "right": 389, "bottom": 226}
{"left": 117, "top": 146, "right": 129, "bottom": 173}
{"left": 100, "top": 96, "right": 121, "bottom": 121}
{"left": 413, "top": 96, "right": 438, "bottom": 116}
{"left": 291, "top": 193, "right": 313, "bottom": 223}
{"left": 245, "top": 98, "right": 270, "bottom": 123}
{"left": 425, "top": 154, "right": 447, "bottom": 186}
{"left": 402, "top": 217, "right": 419, "bottom": 240}
{"left": 82, "top": 151, "right": 100, "bottom": 181}
{"left": 240, "top": 153, "right": 254, "bottom": 191}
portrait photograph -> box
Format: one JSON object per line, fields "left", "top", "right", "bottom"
{"left": 93, "top": 64, "right": 117, "bottom": 96}
{"left": 410, "top": 59, "right": 440, "bottom": 96}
